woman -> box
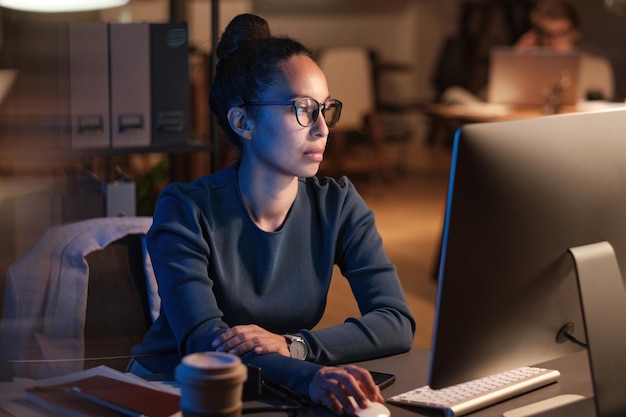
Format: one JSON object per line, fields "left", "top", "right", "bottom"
{"left": 131, "top": 13, "right": 415, "bottom": 414}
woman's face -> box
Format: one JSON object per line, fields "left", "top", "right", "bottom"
{"left": 242, "top": 54, "right": 332, "bottom": 179}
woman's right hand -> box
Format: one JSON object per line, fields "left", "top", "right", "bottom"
{"left": 308, "top": 365, "right": 384, "bottom": 415}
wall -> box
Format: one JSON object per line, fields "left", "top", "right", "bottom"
{"left": 101, "top": 0, "right": 253, "bottom": 52}
{"left": 570, "top": 0, "right": 626, "bottom": 100}
{"left": 254, "top": 0, "right": 459, "bottom": 103}
{"left": 101, "top": 0, "right": 459, "bottom": 103}
{"left": 11, "top": 0, "right": 625, "bottom": 106}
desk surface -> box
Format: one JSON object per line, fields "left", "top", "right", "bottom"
{"left": 423, "top": 103, "right": 580, "bottom": 124}
{"left": 424, "top": 101, "right": 626, "bottom": 124}
{"left": 0, "top": 350, "right": 594, "bottom": 417}
{"left": 253, "top": 350, "right": 594, "bottom": 417}
{"left": 355, "top": 349, "right": 593, "bottom": 417}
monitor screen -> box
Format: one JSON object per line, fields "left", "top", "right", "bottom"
{"left": 429, "top": 108, "right": 626, "bottom": 390}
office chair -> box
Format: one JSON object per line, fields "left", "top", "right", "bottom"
{"left": 318, "top": 46, "right": 396, "bottom": 181}
{"left": 0, "top": 216, "right": 156, "bottom": 380}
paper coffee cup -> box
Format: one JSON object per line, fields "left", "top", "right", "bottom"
{"left": 176, "top": 352, "right": 248, "bottom": 417}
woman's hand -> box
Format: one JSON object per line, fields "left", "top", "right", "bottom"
{"left": 212, "top": 324, "right": 290, "bottom": 357}
{"left": 309, "top": 365, "right": 384, "bottom": 415}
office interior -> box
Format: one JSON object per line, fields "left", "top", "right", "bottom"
{"left": 1, "top": 0, "right": 626, "bottom": 393}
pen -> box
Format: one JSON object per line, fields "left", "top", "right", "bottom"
{"left": 65, "top": 386, "right": 148, "bottom": 417}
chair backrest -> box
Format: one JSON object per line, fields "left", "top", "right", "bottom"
{"left": 84, "top": 233, "right": 153, "bottom": 372}
{"left": 0, "top": 216, "right": 154, "bottom": 379}
{"left": 317, "top": 46, "right": 376, "bottom": 130}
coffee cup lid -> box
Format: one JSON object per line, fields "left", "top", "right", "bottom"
{"left": 176, "top": 352, "right": 247, "bottom": 385}
{"left": 181, "top": 352, "right": 241, "bottom": 370}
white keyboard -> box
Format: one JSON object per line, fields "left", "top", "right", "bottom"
{"left": 387, "top": 367, "right": 560, "bottom": 417}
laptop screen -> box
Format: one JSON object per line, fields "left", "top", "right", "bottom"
{"left": 487, "top": 47, "right": 580, "bottom": 106}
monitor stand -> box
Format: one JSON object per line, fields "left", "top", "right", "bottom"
{"left": 503, "top": 241, "right": 626, "bottom": 417}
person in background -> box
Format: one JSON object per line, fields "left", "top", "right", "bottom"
{"left": 129, "top": 13, "right": 415, "bottom": 415}
{"left": 515, "top": 0, "right": 580, "bottom": 51}
{"left": 514, "top": 0, "right": 614, "bottom": 101}
{"left": 442, "top": 0, "right": 614, "bottom": 104}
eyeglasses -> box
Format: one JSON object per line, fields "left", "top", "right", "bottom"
{"left": 243, "top": 97, "right": 343, "bottom": 128}
{"left": 534, "top": 25, "right": 574, "bottom": 40}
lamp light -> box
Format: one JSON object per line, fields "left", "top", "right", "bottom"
{"left": 0, "top": 0, "right": 129, "bottom": 13}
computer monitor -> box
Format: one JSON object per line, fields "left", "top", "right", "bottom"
{"left": 429, "top": 108, "right": 626, "bottom": 398}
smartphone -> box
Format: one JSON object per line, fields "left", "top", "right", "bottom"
{"left": 369, "top": 371, "right": 396, "bottom": 390}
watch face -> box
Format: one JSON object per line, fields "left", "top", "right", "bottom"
{"left": 289, "top": 340, "right": 307, "bottom": 360}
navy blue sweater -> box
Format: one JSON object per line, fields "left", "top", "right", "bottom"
{"left": 132, "top": 163, "right": 415, "bottom": 396}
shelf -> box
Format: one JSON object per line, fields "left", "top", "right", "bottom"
{"left": 0, "top": 137, "right": 214, "bottom": 161}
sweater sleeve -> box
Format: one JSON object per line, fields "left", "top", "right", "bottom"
{"left": 146, "top": 183, "right": 228, "bottom": 356}
{"left": 301, "top": 177, "right": 416, "bottom": 365}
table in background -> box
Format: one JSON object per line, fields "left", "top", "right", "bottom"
{"left": 423, "top": 101, "right": 626, "bottom": 146}
{"left": 423, "top": 103, "right": 581, "bottom": 146}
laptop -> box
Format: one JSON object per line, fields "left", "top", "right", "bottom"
{"left": 487, "top": 47, "right": 581, "bottom": 106}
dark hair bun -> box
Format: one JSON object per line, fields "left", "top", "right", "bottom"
{"left": 216, "top": 14, "right": 271, "bottom": 60}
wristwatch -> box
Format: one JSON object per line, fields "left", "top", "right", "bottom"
{"left": 284, "top": 334, "right": 308, "bottom": 360}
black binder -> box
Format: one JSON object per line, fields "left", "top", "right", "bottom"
{"left": 149, "top": 23, "right": 190, "bottom": 147}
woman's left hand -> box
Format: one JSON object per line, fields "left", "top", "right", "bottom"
{"left": 212, "top": 324, "right": 290, "bottom": 357}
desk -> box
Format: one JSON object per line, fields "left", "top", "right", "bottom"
{"left": 248, "top": 350, "right": 593, "bottom": 417}
{"left": 0, "top": 350, "right": 594, "bottom": 417}
{"left": 355, "top": 350, "right": 593, "bottom": 417}
{"left": 423, "top": 101, "right": 626, "bottom": 145}
{"left": 423, "top": 103, "right": 580, "bottom": 124}
{"left": 423, "top": 103, "right": 575, "bottom": 146}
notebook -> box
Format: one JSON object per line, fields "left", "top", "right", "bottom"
{"left": 487, "top": 47, "right": 581, "bottom": 106}
{"left": 26, "top": 375, "right": 180, "bottom": 417}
